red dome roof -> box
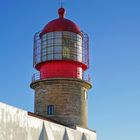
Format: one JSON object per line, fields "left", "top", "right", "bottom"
{"left": 40, "top": 8, "right": 82, "bottom": 37}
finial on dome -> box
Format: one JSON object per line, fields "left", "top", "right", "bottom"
{"left": 60, "top": 0, "right": 63, "bottom": 8}
{"left": 58, "top": 8, "right": 66, "bottom": 18}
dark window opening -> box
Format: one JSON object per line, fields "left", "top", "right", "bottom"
{"left": 47, "top": 105, "right": 55, "bottom": 115}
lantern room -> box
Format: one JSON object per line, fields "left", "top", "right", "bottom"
{"left": 33, "top": 8, "right": 89, "bottom": 80}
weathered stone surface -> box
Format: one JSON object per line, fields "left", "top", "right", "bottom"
{"left": 30, "top": 78, "right": 92, "bottom": 128}
{"left": 0, "top": 102, "right": 96, "bottom": 140}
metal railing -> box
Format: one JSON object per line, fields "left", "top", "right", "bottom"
{"left": 33, "top": 31, "right": 89, "bottom": 68}
{"left": 31, "top": 72, "right": 91, "bottom": 83}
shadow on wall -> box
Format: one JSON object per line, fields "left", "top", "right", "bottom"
{"left": 63, "top": 129, "right": 69, "bottom": 140}
{"left": 38, "top": 122, "right": 88, "bottom": 140}
{"left": 39, "top": 124, "right": 70, "bottom": 140}
{"left": 82, "top": 133, "right": 88, "bottom": 140}
{"left": 39, "top": 123, "right": 49, "bottom": 140}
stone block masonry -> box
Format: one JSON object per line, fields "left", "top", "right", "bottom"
{"left": 30, "top": 78, "right": 92, "bottom": 128}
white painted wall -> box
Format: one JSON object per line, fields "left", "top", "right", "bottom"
{"left": 0, "top": 102, "right": 96, "bottom": 140}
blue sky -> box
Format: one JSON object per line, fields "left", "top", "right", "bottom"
{"left": 0, "top": 0, "right": 140, "bottom": 140}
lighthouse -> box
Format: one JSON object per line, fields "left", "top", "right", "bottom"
{"left": 30, "top": 7, "right": 92, "bottom": 128}
{"left": 0, "top": 6, "right": 96, "bottom": 140}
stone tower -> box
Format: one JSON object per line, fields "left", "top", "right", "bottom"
{"left": 30, "top": 7, "right": 92, "bottom": 128}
